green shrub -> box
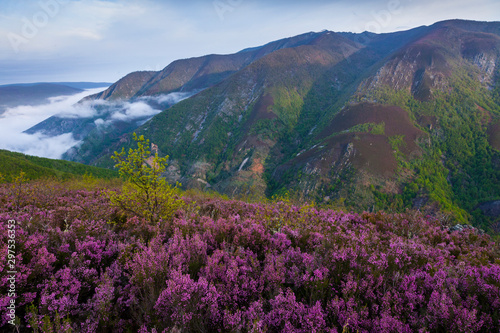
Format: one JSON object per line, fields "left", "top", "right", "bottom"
{"left": 108, "top": 133, "right": 185, "bottom": 224}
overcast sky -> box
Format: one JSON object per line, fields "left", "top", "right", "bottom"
{"left": 1, "top": 0, "right": 499, "bottom": 85}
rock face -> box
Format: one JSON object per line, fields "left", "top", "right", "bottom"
{"left": 448, "top": 224, "right": 484, "bottom": 235}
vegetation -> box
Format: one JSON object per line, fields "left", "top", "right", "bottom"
{"left": 108, "top": 133, "right": 184, "bottom": 224}
{"left": 2, "top": 66, "right": 500, "bottom": 330}
{"left": 0, "top": 149, "right": 117, "bottom": 183}
{"left": 358, "top": 71, "right": 500, "bottom": 231}
{"left": 18, "top": 21, "right": 500, "bottom": 237}
{"left": 270, "top": 86, "right": 305, "bottom": 132}
{"left": 1, "top": 177, "right": 499, "bottom": 332}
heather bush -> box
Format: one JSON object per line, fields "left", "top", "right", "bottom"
{"left": 0, "top": 180, "right": 499, "bottom": 332}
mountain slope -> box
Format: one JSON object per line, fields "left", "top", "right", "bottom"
{"left": 0, "top": 149, "right": 117, "bottom": 182}
{"left": 33, "top": 19, "right": 500, "bottom": 233}
{"left": 149, "top": 21, "right": 499, "bottom": 231}
{"left": 85, "top": 71, "right": 156, "bottom": 101}
{"left": 84, "top": 27, "right": 425, "bottom": 195}
{"left": 25, "top": 32, "right": 350, "bottom": 165}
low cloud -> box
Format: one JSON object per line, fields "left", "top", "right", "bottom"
{"left": 0, "top": 88, "right": 105, "bottom": 159}
{"left": 0, "top": 89, "right": 195, "bottom": 159}
{"left": 56, "top": 91, "right": 195, "bottom": 122}
{"left": 143, "top": 92, "right": 194, "bottom": 105}
{"left": 57, "top": 99, "right": 159, "bottom": 121}
{"left": 3, "top": 132, "right": 81, "bottom": 160}
{"left": 110, "top": 101, "right": 158, "bottom": 121}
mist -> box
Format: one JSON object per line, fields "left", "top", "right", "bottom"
{"left": 0, "top": 89, "right": 195, "bottom": 159}
{"left": 54, "top": 91, "right": 194, "bottom": 122}
{"left": 0, "top": 88, "right": 105, "bottom": 159}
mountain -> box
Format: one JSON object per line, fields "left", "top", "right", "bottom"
{"left": 84, "top": 31, "right": 345, "bottom": 101}
{"left": 48, "top": 82, "right": 112, "bottom": 89}
{"left": 28, "top": 19, "right": 500, "bottom": 233}
{"left": 0, "top": 149, "right": 117, "bottom": 182}
{"left": 0, "top": 83, "right": 82, "bottom": 114}
{"left": 27, "top": 31, "right": 360, "bottom": 163}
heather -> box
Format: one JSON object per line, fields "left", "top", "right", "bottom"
{"left": 0, "top": 178, "right": 499, "bottom": 333}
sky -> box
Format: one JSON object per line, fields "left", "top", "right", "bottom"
{"left": 1, "top": 0, "right": 500, "bottom": 85}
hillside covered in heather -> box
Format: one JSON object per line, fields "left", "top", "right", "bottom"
{"left": 0, "top": 177, "right": 499, "bottom": 332}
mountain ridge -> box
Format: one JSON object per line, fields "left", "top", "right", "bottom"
{"left": 0, "top": 83, "right": 83, "bottom": 114}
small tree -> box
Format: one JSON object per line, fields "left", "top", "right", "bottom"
{"left": 108, "top": 133, "right": 184, "bottom": 224}
{"left": 11, "top": 171, "right": 29, "bottom": 211}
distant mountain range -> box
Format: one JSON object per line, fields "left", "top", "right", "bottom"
{"left": 23, "top": 19, "right": 500, "bottom": 233}
{"left": 0, "top": 82, "right": 111, "bottom": 114}
{"left": 1, "top": 82, "right": 112, "bottom": 89}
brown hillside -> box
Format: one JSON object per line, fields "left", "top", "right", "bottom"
{"left": 319, "top": 103, "right": 423, "bottom": 155}
{"left": 85, "top": 71, "right": 156, "bottom": 101}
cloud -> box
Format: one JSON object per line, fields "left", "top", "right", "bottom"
{"left": 109, "top": 101, "right": 158, "bottom": 121}
{"left": 3, "top": 132, "right": 81, "bottom": 160}
{"left": 0, "top": 89, "right": 197, "bottom": 159}
{"left": 1, "top": 87, "right": 105, "bottom": 120}
{"left": 1, "top": 0, "right": 499, "bottom": 84}
{"left": 0, "top": 87, "right": 105, "bottom": 158}
{"left": 143, "top": 91, "right": 194, "bottom": 105}
{"left": 55, "top": 91, "right": 196, "bottom": 122}
{"left": 61, "top": 28, "right": 103, "bottom": 40}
